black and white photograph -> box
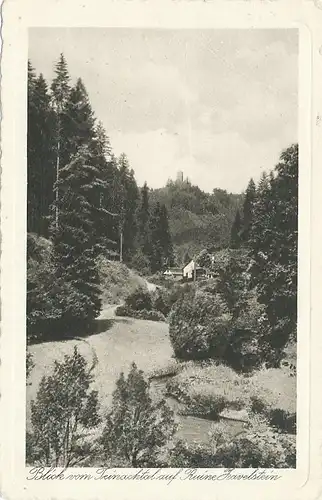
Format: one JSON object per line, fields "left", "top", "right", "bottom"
{"left": 26, "top": 28, "right": 298, "bottom": 469}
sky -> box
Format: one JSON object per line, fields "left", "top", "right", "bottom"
{"left": 29, "top": 28, "right": 298, "bottom": 193}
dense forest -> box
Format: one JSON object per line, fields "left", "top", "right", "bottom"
{"left": 27, "top": 52, "right": 298, "bottom": 469}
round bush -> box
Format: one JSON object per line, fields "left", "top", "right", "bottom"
{"left": 125, "top": 287, "right": 152, "bottom": 311}
{"left": 135, "top": 309, "right": 166, "bottom": 322}
{"left": 168, "top": 289, "right": 231, "bottom": 360}
{"left": 115, "top": 305, "right": 133, "bottom": 317}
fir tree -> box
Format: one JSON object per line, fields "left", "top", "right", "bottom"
{"left": 49, "top": 146, "right": 107, "bottom": 326}
{"left": 118, "top": 154, "right": 139, "bottom": 262}
{"left": 90, "top": 121, "right": 119, "bottom": 258}
{"left": 137, "top": 182, "right": 151, "bottom": 256}
{"left": 100, "top": 363, "right": 177, "bottom": 467}
{"left": 249, "top": 145, "right": 298, "bottom": 358}
{"left": 159, "top": 204, "right": 174, "bottom": 267}
{"left": 149, "top": 203, "right": 174, "bottom": 272}
{"left": 64, "top": 78, "right": 96, "bottom": 162}
{"left": 50, "top": 54, "right": 71, "bottom": 228}
{"left": 230, "top": 209, "right": 242, "bottom": 249}
{"left": 27, "top": 64, "right": 56, "bottom": 235}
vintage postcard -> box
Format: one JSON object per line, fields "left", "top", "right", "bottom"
{"left": 1, "top": 0, "right": 321, "bottom": 499}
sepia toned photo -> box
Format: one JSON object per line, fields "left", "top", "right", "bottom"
{"left": 25, "top": 28, "right": 299, "bottom": 470}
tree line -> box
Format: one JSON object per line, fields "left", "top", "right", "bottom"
{"left": 230, "top": 144, "right": 298, "bottom": 352}
{"left": 27, "top": 54, "right": 173, "bottom": 340}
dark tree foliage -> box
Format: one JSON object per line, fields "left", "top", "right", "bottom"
{"left": 249, "top": 144, "right": 298, "bottom": 355}
{"left": 149, "top": 203, "right": 174, "bottom": 272}
{"left": 90, "top": 121, "right": 119, "bottom": 258}
{"left": 50, "top": 53, "right": 71, "bottom": 170}
{"left": 27, "top": 63, "right": 56, "bottom": 235}
{"left": 27, "top": 347, "right": 100, "bottom": 467}
{"left": 241, "top": 178, "right": 256, "bottom": 244}
{"left": 230, "top": 209, "right": 242, "bottom": 249}
{"left": 117, "top": 154, "right": 140, "bottom": 262}
{"left": 64, "top": 78, "right": 96, "bottom": 162}
{"left": 137, "top": 182, "right": 151, "bottom": 256}
{"left": 49, "top": 146, "right": 109, "bottom": 327}
{"left": 150, "top": 180, "right": 243, "bottom": 257}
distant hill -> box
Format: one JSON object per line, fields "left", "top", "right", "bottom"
{"left": 150, "top": 179, "right": 243, "bottom": 264}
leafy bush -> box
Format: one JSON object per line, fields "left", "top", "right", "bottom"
{"left": 168, "top": 440, "right": 220, "bottom": 468}
{"left": 135, "top": 309, "right": 166, "bottom": 322}
{"left": 100, "top": 363, "right": 177, "bottom": 467}
{"left": 26, "top": 351, "right": 34, "bottom": 384}
{"left": 27, "top": 346, "right": 100, "bottom": 467}
{"left": 130, "top": 250, "right": 151, "bottom": 276}
{"left": 151, "top": 284, "right": 191, "bottom": 317}
{"left": 115, "top": 305, "right": 134, "bottom": 317}
{"left": 125, "top": 286, "right": 152, "bottom": 311}
{"left": 169, "top": 289, "right": 232, "bottom": 360}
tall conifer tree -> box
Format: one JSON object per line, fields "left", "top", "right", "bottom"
{"left": 149, "top": 203, "right": 174, "bottom": 272}
{"left": 49, "top": 146, "right": 107, "bottom": 325}
{"left": 230, "top": 209, "right": 242, "bottom": 249}
{"left": 118, "top": 154, "right": 139, "bottom": 262}
{"left": 50, "top": 54, "right": 71, "bottom": 228}
{"left": 27, "top": 64, "right": 56, "bottom": 235}
{"left": 241, "top": 178, "right": 256, "bottom": 245}
{"left": 137, "top": 182, "right": 151, "bottom": 256}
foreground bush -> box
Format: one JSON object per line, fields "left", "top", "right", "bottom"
{"left": 100, "top": 363, "right": 177, "bottom": 467}
{"left": 27, "top": 347, "right": 100, "bottom": 467}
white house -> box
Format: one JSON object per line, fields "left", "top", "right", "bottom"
{"left": 183, "top": 260, "right": 206, "bottom": 281}
{"left": 183, "top": 260, "right": 195, "bottom": 280}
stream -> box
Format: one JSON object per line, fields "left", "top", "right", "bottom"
{"left": 150, "top": 376, "right": 246, "bottom": 445}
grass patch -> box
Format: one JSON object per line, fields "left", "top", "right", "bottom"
{"left": 166, "top": 361, "right": 296, "bottom": 431}
{"left": 166, "top": 363, "right": 251, "bottom": 418}
{"left": 98, "top": 257, "right": 147, "bottom": 306}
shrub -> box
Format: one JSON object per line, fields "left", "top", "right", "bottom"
{"left": 135, "top": 309, "right": 166, "bottom": 322}
{"left": 169, "top": 289, "right": 232, "bottom": 360}
{"left": 100, "top": 363, "right": 177, "bottom": 467}
{"left": 125, "top": 287, "right": 152, "bottom": 311}
{"left": 115, "top": 305, "right": 166, "bottom": 322}
{"left": 130, "top": 250, "right": 151, "bottom": 276}
{"left": 166, "top": 363, "right": 251, "bottom": 418}
{"left": 115, "top": 305, "right": 133, "bottom": 317}
{"left": 168, "top": 440, "right": 220, "bottom": 468}
{"left": 210, "top": 414, "right": 296, "bottom": 468}
{"left": 27, "top": 346, "right": 100, "bottom": 467}
{"left": 26, "top": 351, "right": 34, "bottom": 384}
{"left": 151, "top": 284, "right": 191, "bottom": 317}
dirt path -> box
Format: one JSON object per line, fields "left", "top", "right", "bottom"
{"left": 27, "top": 307, "right": 173, "bottom": 426}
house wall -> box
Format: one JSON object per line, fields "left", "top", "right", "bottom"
{"left": 183, "top": 260, "right": 195, "bottom": 279}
